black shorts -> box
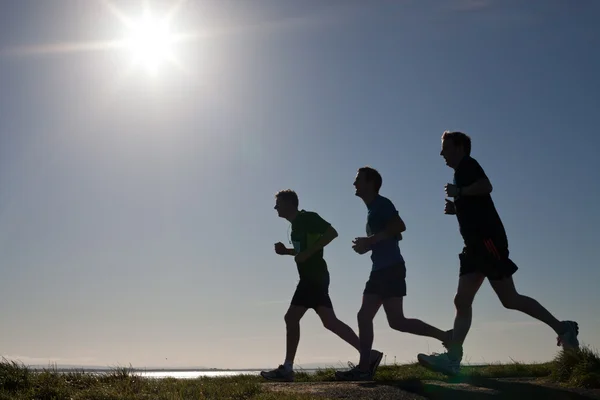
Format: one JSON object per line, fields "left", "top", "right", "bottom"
{"left": 363, "top": 262, "right": 407, "bottom": 299}
{"left": 290, "top": 275, "right": 333, "bottom": 310}
{"left": 459, "top": 238, "right": 518, "bottom": 280}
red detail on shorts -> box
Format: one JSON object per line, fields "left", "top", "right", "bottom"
{"left": 484, "top": 238, "right": 501, "bottom": 259}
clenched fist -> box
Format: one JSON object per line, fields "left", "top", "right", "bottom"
{"left": 274, "top": 242, "right": 288, "bottom": 255}
{"left": 445, "top": 183, "right": 459, "bottom": 198}
{"left": 444, "top": 199, "right": 456, "bottom": 215}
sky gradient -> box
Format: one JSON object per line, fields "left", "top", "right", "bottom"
{"left": 1, "top": 0, "right": 599, "bottom": 369}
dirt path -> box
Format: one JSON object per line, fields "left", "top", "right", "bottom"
{"left": 264, "top": 377, "right": 600, "bottom": 400}
{"left": 265, "top": 381, "right": 426, "bottom": 400}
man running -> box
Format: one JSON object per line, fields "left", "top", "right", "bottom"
{"left": 335, "top": 167, "right": 451, "bottom": 381}
{"left": 261, "top": 189, "right": 383, "bottom": 382}
{"left": 417, "top": 131, "right": 580, "bottom": 376}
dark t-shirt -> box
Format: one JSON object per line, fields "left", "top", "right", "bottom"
{"left": 453, "top": 156, "right": 507, "bottom": 246}
{"left": 366, "top": 195, "right": 405, "bottom": 271}
{"left": 290, "top": 210, "right": 331, "bottom": 281}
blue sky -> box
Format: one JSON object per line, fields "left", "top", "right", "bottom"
{"left": 0, "top": 0, "right": 599, "bottom": 369}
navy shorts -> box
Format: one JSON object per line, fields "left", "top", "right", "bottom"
{"left": 363, "top": 262, "right": 407, "bottom": 299}
{"left": 459, "top": 238, "right": 518, "bottom": 280}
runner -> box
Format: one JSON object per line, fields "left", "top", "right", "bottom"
{"left": 261, "top": 189, "right": 383, "bottom": 382}
{"left": 417, "top": 131, "right": 580, "bottom": 376}
{"left": 335, "top": 167, "right": 452, "bottom": 381}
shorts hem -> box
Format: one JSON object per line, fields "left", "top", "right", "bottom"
{"left": 363, "top": 263, "right": 407, "bottom": 299}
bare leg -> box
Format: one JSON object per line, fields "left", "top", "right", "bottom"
{"left": 453, "top": 273, "right": 486, "bottom": 344}
{"left": 357, "top": 295, "right": 382, "bottom": 371}
{"left": 382, "top": 297, "right": 448, "bottom": 341}
{"left": 490, "top": 276, "right": 564, "bottom": 334}
{"left": 317, "top": 306, "right": 361, "bottom": 351}
{"left": 284, "top": 306, "right": 308, "bottom": 365}
{"left": 317, "top": 306, "right": 383, "bottom": 363}
{"left": 416, "top": 273, "right": 486, "bottom": 372}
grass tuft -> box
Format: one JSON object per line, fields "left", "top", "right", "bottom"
{"left": 0, "top": 358, "right": 30, "bottom": 392}
{"left": 551, "top": 346, "right": 600, "bottom": 388}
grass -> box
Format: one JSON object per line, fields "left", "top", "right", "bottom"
{"left": 0, "top": 346, "right": 598, "bottom": 400}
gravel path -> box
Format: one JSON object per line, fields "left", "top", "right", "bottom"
{"left": 265, "top": 381, "right": 426, "bottom": 400}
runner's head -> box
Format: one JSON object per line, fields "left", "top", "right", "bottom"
{"left": 274, "top": 189, "right": 299, "bottom": 219}
{"left": 441, "top": 131, "right": 471, "bottom": 169}
{"left": 354, "top": 166, "right": 382, "bottom": 199}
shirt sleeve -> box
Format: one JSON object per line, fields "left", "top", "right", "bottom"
{"left": 378, "top": 198, "right": 399, "bottom": 224}
{"left": 304, "top": 212, "right": 332, "bottom": 235}
{"left": 459, "top": 157, "right": 489, "bottom": 187}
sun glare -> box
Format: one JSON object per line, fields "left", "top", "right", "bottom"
{"left": 125, "top": 12, "right": 175, "bottom": 74}
{"left": 2, "top": 1, "right": 196, "bottom": 79}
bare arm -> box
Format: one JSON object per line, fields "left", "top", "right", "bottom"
{"left": 460, "top": 179, "right": 493, "bottom": 196}
{"left": 275, "top": 242, "right": 297, "bottom": 256}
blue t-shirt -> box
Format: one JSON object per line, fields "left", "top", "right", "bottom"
{"left": 366, "top": 195, "right": 404, "bottom": 271}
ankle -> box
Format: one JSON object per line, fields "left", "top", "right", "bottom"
{"left": 442, "top": 329, "right": 454, "bottom": 343}
{"left": 556, "top": 321, "right": 573, "bottom": 335}
{"left": 357, "top": 364, "right": 370, "bottom": 372}
{"left": 444, "top": 341, "right": 462, "bottom": 359}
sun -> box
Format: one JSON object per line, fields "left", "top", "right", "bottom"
{"left": 2, "top": 0, "right": 206, "bottom": 79}
{"left": 0, "top": 0, "right": 197, "bottom": 79}
{"left": 124, "top": 11, "right": 176, "bottom": 75}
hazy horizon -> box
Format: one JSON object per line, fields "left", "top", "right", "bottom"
{"left": 1, "top": 0, "right": 599, "bottom": 370}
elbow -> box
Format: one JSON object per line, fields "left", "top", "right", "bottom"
{"left": 475, "top": 179, "right": 493, "bottom": 195}
{"left": 399, "top": 222, "right": 407, "bottom": 233}
{"left": 329, "top": 227, "right": 339, "bottom": 239}
{"left": 398, "top": 218, "right": 406, "bottom": 233}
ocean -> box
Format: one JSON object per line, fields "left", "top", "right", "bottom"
{"left": 135, "top": 370, "right": 262, "bottom": 379}
{"left": 134, "top": 369, "right": 321, "bottom": 379}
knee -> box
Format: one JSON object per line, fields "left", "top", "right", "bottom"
{"left": 284, "top": 312, "right": 300, "bottom": 326}
{"left": 454, "top": 293, "right": 473, "bottom": 311}
{"left": 387, "top": 316, "right": 408, "bottom": 332}
{"left": 321, "top": 317, "right": 338, "bottom": 331}
{"left": 499, "top": 294, "right": 520, "bottom": 310}
{"left": 357, "top": 309, "right": 373, "bottom": 326}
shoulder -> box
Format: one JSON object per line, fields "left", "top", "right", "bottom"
{"left": 302, "top": 210, "right": 320, "bottom": 219}
{"left": 458, "top": 156, "right": 485, "bottom": 173}
{"left": 374, "top": 195, "right": 398, "bottom": 212}
{"left": 378, "top": 195, "right": 395, "bottom": 206}
{"left": 469, "top": 156, "right": 488, "bottom": 169}
{"left": 456, "top": 156, "right": 489, "bottom": 185}
{"left": 468, "top": 156, "right": 483, "bottom": 167}
{"left": 292, "top": 210, "right": 308, "bottom": 226}
{"left": 298, "top": 210, "right": 327, "bottom": 224}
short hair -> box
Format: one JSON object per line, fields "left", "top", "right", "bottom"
{"left": 442, "top": 131, "right": 472, "bottom": 156}
{"left": 358, "top": 166, "right": 382, "bottom": 193}
{"left": 275, "top": 189, "right": 299, "bottom": 208}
